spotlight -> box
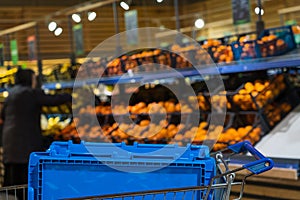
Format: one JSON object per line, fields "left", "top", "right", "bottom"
{"left": 120, "top": 1, "right": 130, "bottom": 10}
{"left": 157, "top": 0, "right": 163, "bottom": 2}
{"left": 194, "top": 18, "right": 205, "bottom": 29}
{"left": 88, "top": 11, "right": 97, "bottom": 21}
{"left": 3, "top": 91, "right": 9, "bottom": 98}
{"left": 255, "top": 7, "right": 264, "bottom": 15}
{"left": 72, "top": 13, "right": 81, "bottom": 23}
{"left": 48, "top": 21, "right": 57, "bottom": 32}
{"left": 54, "top": 27, "right": 63, "bottom": 36}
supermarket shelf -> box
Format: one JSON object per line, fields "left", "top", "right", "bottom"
{"left": 218, "top": 50, "right": 300, "bottom": 74}
{"left": 42, "top": 49, "right": 300, "bottom": 90}
{"left": 43, "top": 113, "right": 72, "bottom": 118}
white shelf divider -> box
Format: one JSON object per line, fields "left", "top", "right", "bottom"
{"left": 255, "top": 104, "right": 300, "bottom": 159}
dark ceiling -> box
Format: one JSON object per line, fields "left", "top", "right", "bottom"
{"left": 0, "top": 0, "right": 202, "bottom": 7}
{"left": 0, "top": 0, "right": 83, "bottom": 7}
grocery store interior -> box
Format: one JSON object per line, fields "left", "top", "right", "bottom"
{"left": 1, "top": 0, "right": 300, "bottom": 199}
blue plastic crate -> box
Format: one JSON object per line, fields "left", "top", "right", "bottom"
{"left": 258, "top": 26, "right": 296, "bottom": 57}
{"left": 28, "top": 141, "right": 216, "bottom": 200}
{"left": 231, "top": 40, "right": 261, "bottom": 60}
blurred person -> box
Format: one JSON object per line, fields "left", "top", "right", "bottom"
{"left": 0, "top": 69, "right": 72, "bottom": 197}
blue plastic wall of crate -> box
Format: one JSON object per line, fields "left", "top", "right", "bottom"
{"left": 28, "top": 141, "right": 216, "bottom": 200}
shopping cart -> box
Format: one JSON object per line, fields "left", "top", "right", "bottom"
{"left": 0, "top": 141, "right": 273, "bottom": 200}
{"left": 63, "top": 141, "right": 273, "bottom": 200}
{"left": 0, "top": 184, "right": 27, "bottom": 200}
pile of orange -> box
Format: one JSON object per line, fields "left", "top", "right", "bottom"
{"left": 202, "top": 39, "right": 222, "bottom": 49}
{"left": 265, "top": 103, "right": 292, "bottom": 127}
{"left": 190, "top": 93, "right": 231, "bottom": 112}
{"left": 79, "top": 105, "right": 113, "bottom": 115}
{"left": 292, "top": 26, "right": 300, "bottom": 34}
{"left": 259, "top": 34, "right": 288, "bottom": 57}
{"left": 260, "top": 34, "right": 277, "bottom": 43}
{"left": 211, "top": 91, "right": 231, "bottom": 110}
{"left": 78, "top": 100, "right": 194, "bottom": 116}
{"left": 233, "top": 75, "right": 286, "bottom": 110}
{"left": 129, "top": 101, "right": 192, "bottom": 114}
{"left": 211, "top": 45, "right": 234, "bottom": 63}
{"left": 59, "top": 116, "right": 263, "bottom": 152}
{"left": 173, "top": 122, "right": 261, "bottom": 151}
{"left": 111, "top": 120, "right": 179, "bottom": 142}
{"left": 240, "top": 42, "right": 257, "bottom": 59}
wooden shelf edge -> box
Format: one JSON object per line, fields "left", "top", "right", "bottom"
{"left": 226, "top": 163, "right": 298, "bottom": 180}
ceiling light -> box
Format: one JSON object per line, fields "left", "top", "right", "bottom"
{"left": 3, "top": 91, "right": 9, "bottom": 98}
{"left": 72, "top": 13, "right": 81, "bottom": 23}
{"left": 195, "top": 18, "right": 205, "bottom": 29}
{"left": 255, "top": 7, "right": 264, "bottom": 15}
{"left": 120, "top": 1, "right": 130, "bottom": 10}
{"left": 54, "top": 27, "right": 63, "bottom": 36}
{"left": 88, "top": 11, "right": 97, "bottom": 21}
{"left": 48, "top": 21, "right": 57, "bottom": 32}
{"left": 157, "top": 0, "right": 163, "bottom": 3}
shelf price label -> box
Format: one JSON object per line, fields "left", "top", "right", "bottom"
{"left": 10, "top": 39, "right": 19, "bottom": 65}
{"left": 73, "top": 24, "right": 84, "bottom": 56}
{"left": 125, "top": 10, "right": 138, "bottom": 45}
{"left": 0, "top": 43, "right": 3, "bottom": 67}
{"left": 27, "top": 35, "right": 37, "bottom": 61}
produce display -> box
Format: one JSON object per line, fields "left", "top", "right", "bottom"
{"left": 53, "top": 113, "right": 263, "bottom": 152}
{"left": 41, "top": 115, "right": 71, "bottom": 137}
{"left": 78, "top": 101, "right": 193, "bottom": 116}
{"left": 264, "top": 102, "right": 292, "bottom": 127}
{"left": 39, "top": 72, "right": 296, "bottom": 152}
{"left": 187, "top": 74, "right": 287, "bottom": 113}
{"left": 258, "top": 34, "right": 288, "bottom": 57}
{"left": 201, "top": 39, "right": 235, "bottom": 63}
{"left": 174, "top": 124, "right": 262, "bottom": 151}
{"left": 0, "top": 25, "right": 298, "bottom": 152}
{"left": 232, "top": 75, "right": 286, "bottom": 110}
{"left": 0, "top": 27, "right": 295, "bottom": 88}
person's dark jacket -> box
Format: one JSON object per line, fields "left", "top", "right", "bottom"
{"left": 1, "top": 85, "right": 72, "bottom": 163}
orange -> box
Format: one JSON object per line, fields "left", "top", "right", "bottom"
{"left": 227, "top": 102, "right": 232, "bottom": 109}
{"left": 237, "top": 127, "right": 247, "bottom": 137}
{"left": 166, "top": 102, "right": 175, "bottom": 113}
{"left": 168, "top": 130, "right": 177, "bottom": 138}
{"left": 175, "top": 134, "right": 183, "bottom": 141}
{"left": 251, "top": 91, "right": 258, "bottom": 97}
{"left": 167, "top": 124, "right": 176, "bottom": 131}
{"left": 137, "top": 102, "right": 146, "bottom": 109}
{"left": 239, "top": 89, "right": 248, "bottom": 95}
{"left": 197, "top": 129, "right": 207, "bottom": 136}
{"left": 194, "top": 134, "right": 206, "bottom": 142}
{"left": 264, "top": 90, "right": 273, "bottom": 99}
{"left": 184, "top": 130, "right": 193, "bottom": 138}
{"left": 175, "top": 103, "right": 181, "bottom": 112}
{"left": 254, "top": 82, "right": 265, "bottom": 92}
{"left": 268, "top": 34, "right": 277, "bottom": 41}
{"left": 245, "top": 82, "right": 254, "bottom": 92}
{"left": 245, "top": 125, "right": 253, "bottom": 132}
{"left": 140, "top": 120, "right": 150, "bottom": 126}
{"left": 233, "top": 95, "right": 241, "bottom": 103}
{"left": 177, "top": 124, "right": 185, "bottom": 131}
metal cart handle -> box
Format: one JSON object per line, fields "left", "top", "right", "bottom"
{"left": 228, "top": 140, "right": 274, "bottom": 174}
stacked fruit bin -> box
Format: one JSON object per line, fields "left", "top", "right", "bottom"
{"left": 40, "top": 72, "right": 298, "bottom": 153}
{"left": 232, "top": 26, "right": 296, "bottom": 60}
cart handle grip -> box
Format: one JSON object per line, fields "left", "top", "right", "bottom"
{"left": 228, "top": 140, "right": 274, "bottom": 174}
